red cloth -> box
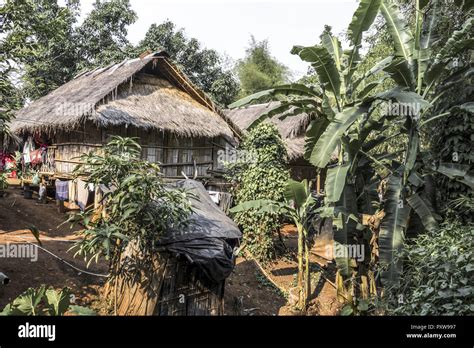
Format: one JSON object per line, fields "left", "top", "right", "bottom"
{"left": 30, "top": 149, "right": 43, "bottom": 165}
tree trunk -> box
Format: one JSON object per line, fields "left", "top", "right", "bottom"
{"left": 297, "top": 223, "right": 304, "bottom": 309}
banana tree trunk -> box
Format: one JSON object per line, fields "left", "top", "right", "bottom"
{"left": 297, "top": 223, "right": 304, "bottom": 308}
{"left": 304, "top": 236, "right": 311, "bottom": 307}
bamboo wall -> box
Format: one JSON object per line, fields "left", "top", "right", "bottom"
{"left": 50, "top": 121, "right": 231, "bottom": 180}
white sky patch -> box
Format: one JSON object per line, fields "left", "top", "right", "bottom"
{"left": 79, "top": 0, "right": 359, "bottom": 79}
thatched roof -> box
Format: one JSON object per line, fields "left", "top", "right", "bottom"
{"left": 11, "top": 51, "right": 237, "bottom": 139}
{"left": 224, "top": 102, "right": 310, "bottom": 159}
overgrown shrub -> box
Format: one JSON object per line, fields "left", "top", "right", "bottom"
{"left": 379, "top": 221, "right": 474, "bottom": 315}
{"left": 226, "top": 123, "right": 289, "bottom": 262}
{"left": 70, "top": 136, "right": 192, "bottom": 281}
{"left": 430, "top": 66, "right": 474, "bottom": 222}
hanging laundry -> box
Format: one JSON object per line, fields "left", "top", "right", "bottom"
{"left": 55, "top": 180, "right": 69, "bottom": 201}
{"left": 77, "top": 179, "right": 91, "bottom": 211}
{"left": 23, "top": 136, "right": 34, "bottom": 164}
{"left": 68, "top": 179, "right": 80, "bottom": 210}
{"left": 30, "top": 149, "right": 43, "bottom": 165}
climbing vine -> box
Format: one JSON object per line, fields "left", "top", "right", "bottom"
{"left": 226, "top": 123, "right": 289, "bottom": 262}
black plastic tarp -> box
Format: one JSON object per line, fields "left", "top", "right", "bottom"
{"left": 157, "top": 180, "right": 242, "bottom": 283}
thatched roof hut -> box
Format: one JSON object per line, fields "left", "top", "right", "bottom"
{"left": 10, "top": 51, "right": 239, "bottom": 183}
{"left": 224, "top": 102, "right": 316, "bottom": 180}
{"left": 224, "top": 102, "right": 310, "bottom": 160}
{"left": 11, "top": 51, "right": 237, "bottom": 139}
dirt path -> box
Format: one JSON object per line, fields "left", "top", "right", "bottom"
{"left": 0, "top": 187, "right": 339, "bottom": 315}
{"left": 0, "top": 187, "right": 107, "bottom": 309}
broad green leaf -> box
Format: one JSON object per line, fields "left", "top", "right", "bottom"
{"left": 308, "top": 105, "right": 368, "bottom": 168}
{"left": 325, "top": 164, "right": 350, "bottom": 203}
{"left": 357, "top": 78, "right": 386, "bottom": 99}
{"left": 292, "top": 45, "right": 341, "bottom": 98}
{"left": 352, "top": 56, "right": 394, "bottom": 92}
{"left": 333, "top": 184, "right": 358, "bottom": 278}
{"left": 416, "top": 0, "right": 440, "bottom": 91}
{"left": 407, "top": 193, "right": 439, "bottom": 232}
{"left": 380, "top": 0, "right": 414, "bottom": 61}
{"left": 345, "top": 0, "right": 381, "bottom": 85}
{"left": 383, "top": 58, "right": 416, "bottom": 89}
{"left": 248, "top": 100, "right": 320, "bottom": 129}
{"left": 340, "top": 305, "right": 354, "bottom": 316}
{"left": 45, "top": 288, "right": 71, "bottom": 316}
{"left": 304, "top": 117, "right": 330, "bottom": 161}
{"left": 321, "top": 32, "right": 343, "bottom": 72}
{"left": 436, "top": 163, "right": 474, "bottom": 189}
{"left": 347, "top": 0, "right": 382, "bottom": 46}
{"left": 405, "top": 131, "right": 419, "bottom": 176}
{"left": 229, "top": 84, "right": 321, "bottom": 108}
{"left": 379, "top": 174, "right": 411, "bottom": 287}
{"left": 376, "top": 87, "right": 430, "bottom": 111}
{"left": 284, "top": 179, "right": 308, "bottom": 208}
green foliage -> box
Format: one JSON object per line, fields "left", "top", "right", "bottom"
{"left": 230, "top": 0, "right": 473, "bottom": 292}
{"left": 236, "top": 37, "right": 290, "bottom": 99}
{"left": 70, "top": 137, "right": 192, "bottom": 277}
{"left": 380, "top": 221, "right": 474, "bottom": 315}
{"left": 430, "top": 66, "right": 474, "bottom": 222}
{"left": 1, "top": 0, "right": 80, "bottom": 100}
{"left": 0, "top": 286, "right": 94, "bottom": 316}
{"left": 136, "top": 20, "right": 239, "bottom": 106}
{"left": 1, "top": 1, "right": 239, "bottom": 106}
{"left": 76, "top": 0, "right": 137, "bottom": 69}
{"left": 227, "top": 123, "right": 289, "bottom": 262}
{"left": 231, "top": 179, "right": 318, "bottom": 309}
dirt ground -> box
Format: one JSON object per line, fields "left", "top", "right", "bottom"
{"left": 0, "top": 186, "right": 339, "bottom": 315}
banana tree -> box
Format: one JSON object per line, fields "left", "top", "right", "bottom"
{"left": 230, "top": 179, "right": 317, "bottom": 310}
{"left": 230, "top": 0, "right": 473, "bottom": 295}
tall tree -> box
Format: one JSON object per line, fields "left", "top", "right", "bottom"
{"left": 76, "top": 0, "right": 137, "bottom": 69}
{"left": 1, "top": 0, "right": 80, "bottom": 100}
{"left": 137, "top": 20, "right": 239, "bottom": 106}
{"left": 236, "top": 36, "right": 290, "bottom": 98}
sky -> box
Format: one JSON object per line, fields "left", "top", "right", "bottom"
{"left": 79, "top": 0, "right": 360, "bottom": 79}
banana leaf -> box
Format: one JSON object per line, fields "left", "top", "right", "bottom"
{"left": 325, "top": 164, "right": 351, "bottom": 203}
{"left": 407, "top": 193, "right": 439, "bottom": 232}
{"left": 229, "top": 84, "right": 322, "bottom": 108}
{"left": 333, "top": 184, "right": 358, "bottom": 278}
{"left": 292, "top": 45, "right": 341, "bottom": 98}
{"left": 284, "top": 179, "right": 309, "bottom": 208}
{"left": 380, "top": 0, "right": 414, "bottom": 61}
{"left": 308, "top": 105, "right": 369, "bottom": 168}
{"left": 345, "top": 0, "right": 382, "bottom": 84}
{"left": 436, "top": 163, "right": 474, "bottom": 189}
{"left": 379, "top": 174, "right": 411, "bottom": 287}
{"left": 304, "top": 117, "right": 331, "bottom": 162}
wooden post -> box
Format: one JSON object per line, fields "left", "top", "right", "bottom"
{"left": 316, "top": 173, "right": 321, "bottom": 195}
{"left": 57, "top": 200, "right": 65, "bottom": 213}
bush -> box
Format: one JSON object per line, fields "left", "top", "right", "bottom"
{"left": 379, "top": 221, "right": 474, "bottom": 315}
{"left": 226, "top": 123, "right": 289, "bottom": 262}
{"left": 70, "top": 136, "right": 192, "bottom": 279}
{"left": 0, "top": 286, "right": 95, "bottom": 316}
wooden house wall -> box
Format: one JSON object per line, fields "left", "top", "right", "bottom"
{"left": 50, "top": 121, "right": 232, "bottom": 180}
